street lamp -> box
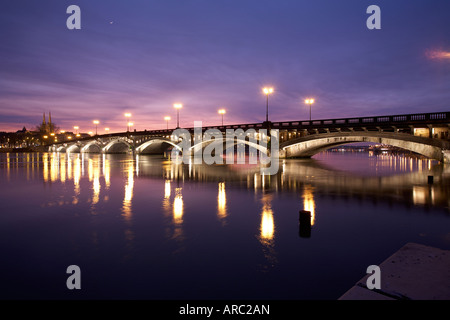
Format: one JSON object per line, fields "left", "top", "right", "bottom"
{"left": 164, "top": 116, "right": 171, "bottom": 130}
{"left": 93, "top": 120, "right": 100, "bottom": 135}
{"left": 124, "top": 113, "right": 132, "bottom": 131}
{"left": 128, "top": 122, "right": 134, "bottom": 132}
{"left": 174, "top": 104, "right": 182, "bottom": 128}
{"left": 218, "top": 109, "right": 226, "bottom": 126}
{"left": 105, "top": 128, "right": 110, "bottom": 134}
{"left": 304, "top": 99, "right": 315, "bottom": 121}
{"left": 263, "top": 87, "right": 274, "bottom": 122}
{"left": 73, "top": 126, "right": 79, "bottom": 135}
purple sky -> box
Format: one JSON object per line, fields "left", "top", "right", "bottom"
{"left": 1, "top": 0, "right": 449, "bottom": 133}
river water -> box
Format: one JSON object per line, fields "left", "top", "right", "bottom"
{"left": 0, "top": 151, "right": 449, "bottom": 299}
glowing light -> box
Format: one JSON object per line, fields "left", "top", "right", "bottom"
{"left": 122, "top": 161, "right": 134, "bottom": 220}
{"left": 67, "top": 155, "right": 72, "bottom": 180}
{"left": 173, "top": 188, "right": 183, "bottom": 224}
{"left": 305, "top": 98, "right": 315, "bottom": 121}
{"left": 124, "top": 164, "right": 134, "bottom": 202}
{"left": 43, "top": 153, "right": 49, "bottom": 182}
{"left": 173, "top": 103, "right": 183, "bottom": 109}
{"left": 73, "top": 156, "right": 81, "bottom": 194}
{"left": 92, "top": 159, "right": 101, "bottom": 205}
{"left": 217, "top": 182, "right": 227, "bottom": 220}
{"left": 303, "top": 185, "right": 316, "bottom": 226}
{"left": 103, "top": 155, "right": 111, "bottom": 189}
{"left": 413, "top": 186, "right": 427, "bottom": 205}
{"left": 164, "top": 180, "right": 171, "bottom": 198}
{"left": 50, "top": 153, "right": 58, "bottom": 182}
{"left": 260, "top": 194, "right": 274, "bottom": 241}
{"left": 261, "top": 209, "right": 274, "bottom": 241}
{"left": 60, "top": 153, "right": 66, "bottom": 183}
{"left": 263, "top": 87, "right": 274, "bottom": 95}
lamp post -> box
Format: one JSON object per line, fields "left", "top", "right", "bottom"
{"left": 263, "top": 87, "right": 274, "bottom": 122}
{"left": 93, "top": 120, "right": 100, "bottom": 135}
{"left": 304, "top": 99, "right": 315, "bottom": 121}
{"left": 105, "top": 128, "right": 110, "bottom": 134}
{"left": 73, "top": 126, "right": 79, "bottom": 135}
{"left": 124, "top": 113, "right": 132, "bottom": 131}
{"left": 218, "top": 109, "right": 226, "bottom": 126}
{"left": 128, "top": 122, "right": 134, "bottom": 132}
{"left": 164, "top": 116, "right": 171, "bottom": 130}
{"left": 174, "top": 104, "right": 182, "bottom": 128}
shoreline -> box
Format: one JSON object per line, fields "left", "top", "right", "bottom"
{"left": 0, "top": 147, "right": 47, "bottom": 153}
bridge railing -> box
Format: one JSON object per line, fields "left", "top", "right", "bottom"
{"left": 271, "top": 111, "right": 449, "bottom": 129}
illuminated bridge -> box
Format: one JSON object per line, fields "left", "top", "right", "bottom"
{"left": 47, "top": 111, "right": 450, "bottom": 162}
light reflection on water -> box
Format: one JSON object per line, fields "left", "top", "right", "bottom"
{"left": 0, "top": 151, "right": 449, "bottom": 299}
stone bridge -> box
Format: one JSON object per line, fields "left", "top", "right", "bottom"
{"left": 47, "top": 111, "right": 450, "bottom": 162}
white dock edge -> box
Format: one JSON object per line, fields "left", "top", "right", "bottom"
{"left": 339, "top": 242, "right": 450, "bottom": 300}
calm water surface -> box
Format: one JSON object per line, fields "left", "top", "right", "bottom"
{"left": 0, "top": 151, "right": 449, "bottom": 299}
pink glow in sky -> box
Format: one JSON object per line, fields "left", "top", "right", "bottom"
{"left": 426, "top": 49, "right": 450, "bottom": 60}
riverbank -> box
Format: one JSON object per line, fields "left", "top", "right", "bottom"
{"left": 0, "top": 147, "right": 47, "bottom": 153}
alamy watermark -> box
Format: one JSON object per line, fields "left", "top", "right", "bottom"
{"left": 66, "top": 265, "right": 81, "bottom": 290}
{"left": 366, "top": 265, "right": 381, "bottom": 290}
{"left": 66, "top": 4, "right": 381, "bottom": 31}
{"left": 169, "top": 121, "right": 280, "bottom": 175}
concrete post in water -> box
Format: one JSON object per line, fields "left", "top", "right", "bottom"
{"left": 428, "top": 175, "right": 434, "bottom": 184}
{"left": 299, "top": 210, "right": 311, "bottom": 238}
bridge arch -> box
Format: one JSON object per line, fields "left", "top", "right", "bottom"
{"left": 81, "top": 141, "right": 102, "bottom": 153}
{"left": 280, "top": 132, "right": 449, "bottom": 161}
{"left": 190, "top": 137, "right": 269, "bottom": 155}
{"left": 66, "top": 144, "right": 81, "bottom": 153}
{"left": 56, "top": 145, "right": 67, "bottom": 152}
{"left": 103, "top": 139, "right": 132, "bottom": 154}
{"left": 136, "top": 138, "right": 181, "bottom": 155}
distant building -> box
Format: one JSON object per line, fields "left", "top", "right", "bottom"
{"left": 38, "top": 112, "right": 56, "bottom": 134}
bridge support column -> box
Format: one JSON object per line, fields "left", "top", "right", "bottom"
{"left": 443, "top": 150, "right": 450, "bottom": 164}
